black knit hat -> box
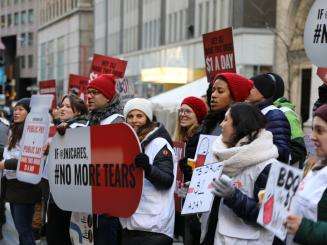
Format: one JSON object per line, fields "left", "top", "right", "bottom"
{"left": 267, "top": 73, "right": 285, "bottom": 101}
{"left": 15, "top": 98, "right": 31, "bottom": 112}
{"left": 250, "top": 74, "right": 275, "bottom": 99}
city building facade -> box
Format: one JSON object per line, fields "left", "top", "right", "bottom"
{"left": 0, "top": 0, "right": 38, "bottom": 100}
{"left": 94, "top": 0, "right": 276, "bottom": 97}
{"left": 37, "top": 0, "right": 93, "bottom": 97}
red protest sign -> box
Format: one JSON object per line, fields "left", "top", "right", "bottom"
{"left": 68, "top": 74, "right": 89, "bottom": 101}
{"left": 48, "top": 123, "right": 143, "bottom": 217}
{"left": 203, "top": 27, "right": 236, "bottom": 84}
{"left": 89, "top": 54, "right": 127, "bottom": 81}
{"left": 173, "top": 141, "right": 185, "bottom": 212}
{"left": 317, "top": 67, "right": 327, "bottom": 85}
{"left": 39, "top": 80, "right": 57, "bottom": 109}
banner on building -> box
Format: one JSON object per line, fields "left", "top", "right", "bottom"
{"left": 17, "top": 95, "right": 53, "bottom": 184}
{"left": 89, "top": 54, "right": 127, "bottom": 81}
{"left": 68, "top": 74, "right": 89, "bottom": 101}
{"left": 39, "top": 80, "right": 57, "bottom": 109}
{"left": 257, "top": 161, "right": 303, "bottom": 240}
{"left": 203, "top": 27, "right": 236, "bottom": 84}
{"left": 48, "top": 123, "right": 143, "bottom": 217}
{"left": 181, "top": 162, "right": 223, "bottom": 215}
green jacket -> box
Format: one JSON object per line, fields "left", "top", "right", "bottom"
{"left": 294, "top": 188, "right": 327, "bottom": 244}
{"left": 274, "top": 97, "right": 307, "bottom": 166}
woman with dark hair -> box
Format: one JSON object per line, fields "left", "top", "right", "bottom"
{"left": 120, "top": 98, "right": 176, "bottom": 245}
{"left": 45, "top": 94, "right": 88, "bottom": 245}
{"left": 205, "top": 102, "right": 278, "bottom": 244}
{"left": 0, "top": 98, "right": 42, "bottom": 245}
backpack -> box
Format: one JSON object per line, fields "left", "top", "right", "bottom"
{"left": 274, "top": 97, "right": 307, "bottom": 168}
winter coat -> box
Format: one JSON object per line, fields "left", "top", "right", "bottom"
{"left": 274, "top": 98, "right": 307, "bottom": 167}
{"left": 2, "top": 141, "right": 42, "bottom": 204}
{"left": 0, "top": 118, "right": 9, "bottom": 160}
{"left": 259, "top": 103, "right": 291, "bottom": 163}
{"left": 201, "top": 130, "right": 278, "bottom": 245}
{"left": 287, "top": 162, "right": 327, "bottom": 245}
{"left": 120, "top": 123, "right": 176, "bottom": 238}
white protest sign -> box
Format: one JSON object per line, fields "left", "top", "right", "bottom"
{"left": 194, "top": 134, "right": 218, "bottom": 167}
{"left": 304, "top": 0, "right": 327, "bottom": 67}
{"left": 116, "top": 77, "right": 135, "bottom": 106}
{"left": 257, "top": 161, "right": 303, "bottom": 240}
{"left": 70, "top": 212, "right": 93, "bottom": 245}
{"left": 17, "top": 95, "right": 52, "bottom": 184}
{"left": 181, "top": 162, "right": 223, "bottom": 215}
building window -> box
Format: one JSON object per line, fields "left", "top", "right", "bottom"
{"left": 0, "top": 15, "right": 5, "bottom": 28}
{"left": 28, "top": 9, "right": 34, "bottom": 23}
{"left": 40, "top": 43, "right": 46, "bottom": 80}
{"left": 6, "top": 0, "right": 10, "bottom": 7}
{"left": 57, "top": 36, "right": 65, "bottom": 81}
{"left": 14, "top": 12, "right": 19, "bottom": 26}
{"left": 0, "top": 0, "right": 4, "bottom": 8}
{"left": 47, "top": 40, "right": 55, "bottom": 79}
{"left": 14, "top": 0, "right": 18, "bottom": 4}
{"left": 28, "top": 33, "right": 33, "bottom": 46}
{"left": 21, "top": 56, "right": 26, "bottom": 69}
{"left": 28, "top": 54, "right": 33, "bottom": 68}
{"left": 20, "top": 33, "right": 26, "bottom": 46}
{"left": 21, "top": 11, "right": 26, "bottom": 25}
{"left": 7, "top": 14, "right": 12, "bottom": 27}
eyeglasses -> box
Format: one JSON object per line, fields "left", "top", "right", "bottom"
{"left": 87, "top": 89, "right": 101, "bottom": 96}
{"left": 178, "top": 108, "right": 192, "bottom": 115}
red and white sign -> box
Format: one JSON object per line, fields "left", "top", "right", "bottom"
{"left": 173, "top": 141, "right": 185, "bottom": 212}
{"left": 48, "top": 123, "right": 143, "bottom": 217}
{"left": 257, "top": 161, "right": 302, "bottom": 240}
{"left": 68, "top": 74, "right": 89, "bottom": 101}
{"left": 317, "top": 67, "right": 327, "bottom": 85}
{"left": 203, "top": 27, "right": 236, "bottom": 84}
{"left": 89, "top": 54, "right": 127, "bottom": 81}
{"left": 195, "top": 134, "right": 219, "bottom": 167}
{"left": 39, "top": 80, "right": 57, "bottom": 109}
{"left": 17, "top": 95, "right": 53, "bottom": 184}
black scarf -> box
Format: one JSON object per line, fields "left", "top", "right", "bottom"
{"left": 66, "top": 114, "right": 89, "bottom": 127}
{"left": 88, "top": 96, "right": 123, "bottom": 126}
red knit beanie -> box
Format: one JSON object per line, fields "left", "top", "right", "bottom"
{"left": 213, "top": 73, "right": 253, "bottom": 102}
{"left": 87, "top": 74, "right": 116, "bottom": 101}
{"left": 314, "top": 104, "right": 327, "bottom": 122}
{"left": 181, "top": 96, "right": 208, "bottom": 124}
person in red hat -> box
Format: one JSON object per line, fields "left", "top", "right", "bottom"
{"left": 87, "top": 74, "right": 124, "bottom": 125}
{"left": 86, "top": 74, "right": 124, "bottom": 245}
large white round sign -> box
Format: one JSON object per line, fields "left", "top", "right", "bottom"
{"left": 304, "top": 0, "right": 327, "bottom": 67}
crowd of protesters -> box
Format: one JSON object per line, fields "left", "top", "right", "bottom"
{"left": 0, "top": 70, "right": 325, "bottom": 245}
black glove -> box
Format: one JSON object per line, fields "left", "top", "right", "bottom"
{"left": 134, "top": 153, "right": 152, "bottom": 174}
{"left": 179, "top": 157, "right": 193, "bottom": 182}
{"left": 57, "top": 123, "right": 68, "bottom": 136}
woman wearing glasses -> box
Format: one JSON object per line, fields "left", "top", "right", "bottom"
{"left": 173, "top": 96, "right": 207, "bottom": 244}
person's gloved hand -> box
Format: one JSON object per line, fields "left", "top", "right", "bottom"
{"left": 211, "top": 174, "right": 235, "bottom": 199}
{"left": 177, "top": 181, "right": 190, "bottom": 198}
{"left": 134, "top": 153, "right": 152, "bottom": 174}
{"left": 57, "top": 122, "right": 68, "bottom": 136}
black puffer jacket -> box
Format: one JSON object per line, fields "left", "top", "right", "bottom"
{"left": 141, "top": 123, "right": 174, "bottom": 190}
{"left": 258, "top": 102, "right": 291, "bottom": 163}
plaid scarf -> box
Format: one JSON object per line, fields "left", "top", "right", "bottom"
{"left": 88, "top": 96, "right": 123, "bottom": 126}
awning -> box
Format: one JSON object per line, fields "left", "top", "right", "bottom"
{"left": 149, "top": 76, "right": 208, "bottom": 108}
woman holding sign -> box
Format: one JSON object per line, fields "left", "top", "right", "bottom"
{"left": 285, "top": 104, "right": 327, "bottom": 244}
{"left": 120, "top": 98, "right": 176, "bottom": 245}
{"left": 0, "top": 98, "right": 42, "bottom": 245}
{"left": 46, "top": 94, "right": 88, "bottom": 245}
{"left": 207, "top": 103, "right": 279, "bottom": 245}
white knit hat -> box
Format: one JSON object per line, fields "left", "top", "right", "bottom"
{"left": 123, "top": 98, "right": 153, "bottom": 121}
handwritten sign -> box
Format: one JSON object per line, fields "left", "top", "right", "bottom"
{"left": 70, "top": 212, "right": 93, "bottom": 245}
{"left": 257, "top": 161, "right": 302, "bottom": 240}
{"left": 181, "top": 162, "right": 223, "bottom": 215}
{"left": 194, "top": 134, "right": 218, "bottom": 167}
